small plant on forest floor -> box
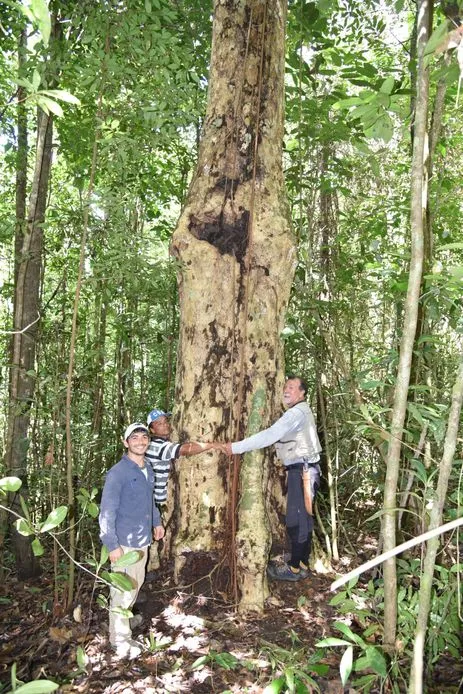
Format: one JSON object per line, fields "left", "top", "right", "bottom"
{"left": 259, "top": 630, "right": 329, "bottom": 693}
{"left": 316, "top": 620, "right": 390, "bottom": 692}
{"left": 330, "top": 560, "right": 462, "bottom": 687}
{"left": 2, "top": 663, "right": 59, "bottom": 694}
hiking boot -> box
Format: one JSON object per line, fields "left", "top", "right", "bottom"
{"left": 113, "top": 638, "right": 143, "bottom": 660}
{"left": 267, "top": 562, "right": 304, "bottom": 582}
{"left": 129, "top": 614, "right": 143, "bottom": 629}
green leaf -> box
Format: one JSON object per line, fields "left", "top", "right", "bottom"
{"left": 35, "top": 95, "right": 63, "bottom": 118}
{"left": 10, "top": 681, "right": 59, "bottom": 693}
{"left": 40, "top": 89, "right": 81, "bottom": 105}
{"left": 334, "top": 622, "right": 365, "bottom": 647}
{"left": 424, "top": 20, "right": 449, "bottom": 56}
{"left": 100, "top": 545, "right": 109, "bottom": 566}
{"left": 263, "top": 678, "right": 285, "bottom": 694}
{"left": 111, "top": 607, "right": 134, "bottom": 618}
{"left": 15, "top": 518, "right": 34, "bottom": 536}
{"left": 436, "top": 242, "right": 463, "bottom": 251}
{"left": 0, "top": 476, "right": 22, "bottom": 492}
{"left": 40, "top": 506, "right": 68, "bottom": 533}
{"left": 364, "top": 113, "right": 393, "bottom": 142}
{"left": 340, "top": 645, "right": 353, "bottom": 686}
{"left": 19, "top": 495, "right": 30, "bottom": 521}
{"left": 76, "top": 646, "right": 88, "bottom": 670}
{"left": 363, "top": 646, "right": 387, "bottom": 677}
{"left": 332, "top": 96, "right": 364, "bottom": 110}
{"left": 32, "top": 69, "right": 41, "bottom": 91}
{"left": 315, "top": 637, "right": 351, "bottom": 647}
{"left": 87, "top": 502, "right": 99, "bottom": 518}
{"left": 191, "top": 654, "right": 209, "bottom": 669}
{"left": 329, "top": 591, "right": 348, "bottom": 606}
{"left": 379, "top": 76, "right": 395, "bottom": 94}
{"left": 32, "top": 538, "right": 44, "bottom": 556}
{"left": 29, "top": 0, "right": 51, "bottom": 47}
{"left": 112, "top": 550, "right": 143, "bottom": 569}
{"left": 108, "top": 572, "right": 137, "bottom": 592}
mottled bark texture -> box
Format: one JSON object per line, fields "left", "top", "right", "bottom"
{"left": 382, "top": 0, "right": 430, "bottom": 649}
{"left": 171, "top": 0, "right": 295, "bottom": 610}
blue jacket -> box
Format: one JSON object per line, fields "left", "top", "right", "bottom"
{"left": 99, "top": 454, "right": 161, "bottom": 551}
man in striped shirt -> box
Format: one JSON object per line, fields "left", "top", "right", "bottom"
{"left": 145, "top": 408, "right": 214, "bottom": 507}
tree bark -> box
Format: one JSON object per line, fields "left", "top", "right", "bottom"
{"left": 0, "top": 27, "right": 29, "bottom": 579}
{"left": 408, "top": 354, "right": 463, "bottom": 694}
{"left": 171, "top": 0, "right": 294, "bottom": 611}
{"left": 382, "top": 0, "right": 431, "bottom": 649}
{"left": 4, "top": 107, "right": 53, "bottom": 579}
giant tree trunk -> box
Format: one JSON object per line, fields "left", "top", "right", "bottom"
{"left": 382, "top": 0, "right": 431, "bottom": 648}
{"left": 171, "top": 0, "right": 295, "bottom": 611}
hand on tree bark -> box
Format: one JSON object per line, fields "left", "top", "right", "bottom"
{"left": 211, "top": 442, "right": 232, "bottom": 455}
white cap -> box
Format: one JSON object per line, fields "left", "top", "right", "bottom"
{"left": 124, "top": 423, "right": 149, "bottom": 442}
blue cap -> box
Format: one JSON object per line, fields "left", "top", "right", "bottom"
{"left": 147, "top": 408, "right": 172, "bottom": 425}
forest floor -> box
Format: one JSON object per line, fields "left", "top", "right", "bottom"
{"left": 1, "top": 549, "right": 462, "bottom": 694}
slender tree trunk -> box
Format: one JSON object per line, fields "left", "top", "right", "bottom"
{"left": 64, "top": 46, "right": 106, "bottom": 607}
{"left": 382, "top": 0, "right": 431, "bottom": 649}
{"left": 408, "top": 354, "right": 463, "bottom": 694}
{"left": 171, "top": 0, "right": 294, "bottom": 611}
{"left": 0, "top": 28, "right": 29, "bottom": 578}
{"left": 4, "top": 107, "right": 53, "bottom": 579}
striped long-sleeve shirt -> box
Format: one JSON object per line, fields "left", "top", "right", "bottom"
{"left": 145, "top": 437, "right": 181, "bottom": 503}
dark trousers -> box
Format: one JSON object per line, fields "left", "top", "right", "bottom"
{"left": 285, "top": 463, "right": 320, "bottom": 569}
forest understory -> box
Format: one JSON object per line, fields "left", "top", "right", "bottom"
{"left": 1, "top": 538, "right": 462, "bottom": 694}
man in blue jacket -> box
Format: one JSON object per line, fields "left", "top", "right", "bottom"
{"left": 99, "top": 423, "right": 164, "bottom": 658}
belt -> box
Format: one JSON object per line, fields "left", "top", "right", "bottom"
{"left": 285, "top": 461, "right": 319, "bottom": 471}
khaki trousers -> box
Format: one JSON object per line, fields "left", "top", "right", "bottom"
{"left": 109, "top": 545, "right": 148, "bottom": 647}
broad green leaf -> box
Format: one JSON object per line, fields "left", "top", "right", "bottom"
{"left": 20, "top": 495, "right": 30, "bottom": 521}
{"left": 87, "top": 502, "right": 99, "bottom": 518}
{"left": 40, "top": 506, "right": 68, "bottom": 533}
{"left": 424, "top": 20, "right": 449, "bottom": 56}
{"left": 32, "top": 538, "right": 44, "bottom": 556}
{"left": 356, "top": 646, "right": 387, "bottom": 677}
{"left": 76, "top": 646, "right": 88, "bottom": 670}
{"left": 10, "top": 681, "right": 59, "bottom": 693}
{"left": 191, "top": 654, "right": 209, "bottom": 669}
{"left": 364, "top": 113, "right": 393, "bottom": 142}
{"left": 35, "top": 95, "right": 63, "bottom": 118}
{"left": 40, "top": 89, "right": 81, "bottom": 105}
{"left": 30, "top": 0, "right": 51, "bottom": 47}
{"left": 334, "top": 621, "right": 365, "bottom": 647}
{"left": 0, "top": 476, "right": 22, "bottom": 492}
{"left": 379, "top": 76, "right": 395, "bottom": 95}
{"left": 16, "top": 77, "right": 35, "bottom": 91}
{"left": 437, "top": 242, "right": 463, "bottom": 251}
{"left": 340, "top": 645, "right": 353, "bottom": 686}
{"left": 15, "top": 518, "right": 34, "bottom": 536}
{"left": 329, "top": 591, "right": 348, "bottom": 606}
{"left": 107, "top": 572, "right": 136, "bottom": 592}
{"left": 100, "top": 545, "right": 109, "bottom": 565}
{"left": 32, "top": 69, "right": 41, "bottom": 91}
{"left": 112, "top": 550, "right": 143, "bottom": 568}
{"left": 284, "top": 667, "right": 294, "bottom": 690}
{"left": 263, "top": 677, "right": 285, "bottom": 694}
{"left": 332, "top": 96, "right": 364, "bottom": 110}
